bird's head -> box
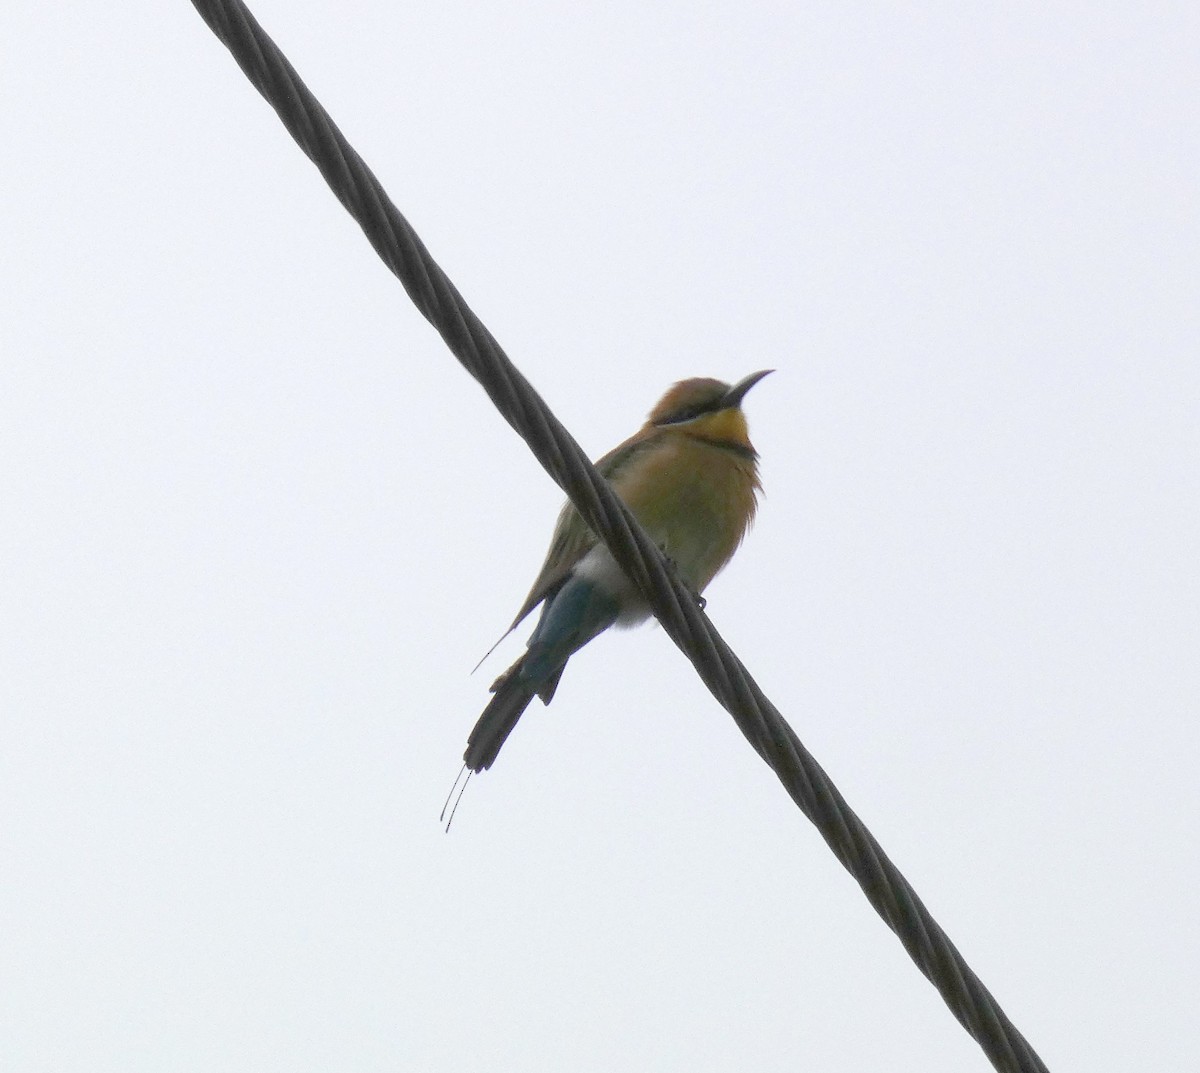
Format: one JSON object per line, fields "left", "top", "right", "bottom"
{"left": 647, "top": 370, "right": 772, "bottom": 453}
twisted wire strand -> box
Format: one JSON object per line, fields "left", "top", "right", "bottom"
{"left": 188, "top": 3, "right": 1051, "bottom": 1070}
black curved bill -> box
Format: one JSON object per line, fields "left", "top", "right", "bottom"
{"left": 723, "top": 369, "right": 773, "bottom": 408}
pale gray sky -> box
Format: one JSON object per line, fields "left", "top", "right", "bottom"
{"left": 2, "top": 3, "right": 1198, "bottom": 1070}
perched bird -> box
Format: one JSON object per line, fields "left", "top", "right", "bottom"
{"left": 463, "top": 370, "right": 771, "bottom": 773}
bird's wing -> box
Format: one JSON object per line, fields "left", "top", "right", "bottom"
{"left": 472, "top": 433, "right": 654, "bottom": 672}
{"left": 505, "top": 499, "right": 594, "bottom": 630}
{"left": 507, "top": 434, "right": 654, "bottom": 627}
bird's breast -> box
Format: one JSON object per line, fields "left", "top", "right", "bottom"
{"left": 613, "top": 434, "right": 759, "bottom": 594}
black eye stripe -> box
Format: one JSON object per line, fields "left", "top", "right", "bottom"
{"left": 655, "top": 401, "right": 722, "bottom": 425}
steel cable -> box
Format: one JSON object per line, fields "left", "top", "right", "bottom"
{"left": 188, "top": 3, "right": 1051, "bottom": 1069}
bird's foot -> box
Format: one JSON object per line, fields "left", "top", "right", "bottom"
{"left": 657, "top": 543, "right": 706, "bottom": 610}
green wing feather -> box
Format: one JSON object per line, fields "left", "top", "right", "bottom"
{"left": 507, "top": 436, "right": 651, "bottom": 628}
{"left": 472, "top": 434, "right": 652, "bottom": 671}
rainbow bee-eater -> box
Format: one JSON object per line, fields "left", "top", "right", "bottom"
{"left": 463, "top": 370, "right": 771, "bottom": 773}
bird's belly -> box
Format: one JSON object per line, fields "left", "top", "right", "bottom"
{"left": 573, "top": 545, "right": 654, "bottom": 627}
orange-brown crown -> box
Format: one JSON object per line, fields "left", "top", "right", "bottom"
{"left": 647, "top": 378, "right": 732, "bottom": 426}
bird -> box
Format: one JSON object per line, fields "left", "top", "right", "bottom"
{"left": 461, "top": 370, "right": 771, "bottom": 774}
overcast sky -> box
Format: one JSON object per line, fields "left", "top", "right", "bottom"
{"left": 3, "top": 3, "right": 1198, "bottom": 1071}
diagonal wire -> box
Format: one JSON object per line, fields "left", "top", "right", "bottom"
{"left": 187, "top": 3, "right": 1052, "bottom": 1070}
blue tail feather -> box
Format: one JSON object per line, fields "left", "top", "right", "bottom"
{"left": 462, "top": 576, "right": 619, "bottom": 771}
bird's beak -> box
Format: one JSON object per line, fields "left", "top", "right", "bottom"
{"left": 723, "top": 369, "right": 773, "bottom": 409}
